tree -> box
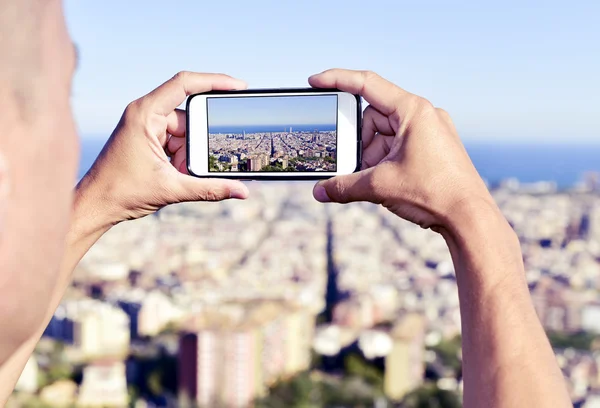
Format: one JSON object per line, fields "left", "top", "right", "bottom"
{"left": 255, "top": 371, "right": 379, "bottom": 408}
{"left": 261, "top": 165, "right": 283, "bottom": 172}
{"left": 208, "top": 155, "right": 218, "bottom": 171}
{"left": 344, "top": 353, "right": 384, "bottom": 391}
{"left": 547, "top": 331, "right": 598, "bottom": 351}
{"left": 429, "top": 335, "right": 462, "bottom": 373}
{"left": 46, "top": 341, "right": 75, "bottom": 384}
{"left": 147, "top": 369, "right": 163, "bottom": 396}
{"left": 402, "top": 383, "right": 462, "bottom": 408}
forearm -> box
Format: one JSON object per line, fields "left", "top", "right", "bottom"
{"left": 441, "top": 201, "right": 571, "bottom": 408}
{"left": 0, "top": 178, "right": 114, "bottom": 404}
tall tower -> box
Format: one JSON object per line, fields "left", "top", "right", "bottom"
{"left": 384, "top": 314, "right": 425, "bottom": 401}
{"left": 290, "top": 126, "right": 292, "bottom": 133}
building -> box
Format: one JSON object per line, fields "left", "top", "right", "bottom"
{"left": 137, "top": 290, "right": 184, "bottom": 337}
{"left": 179, "top": 327, "right": 259, "bottom": 408}
{"left": 44, "top": 298, "right": 129, "bottom": 357}
{"left": 77, "top": 360, "right": 129, "bottom": 407}
{"left": 221, "top": 330, "right": 259, "bottom": 408}
{"left": 15, "top": 355, "right": 38, "bottom": 394}
{"left": 384, "top": 314, "right": 426, "bottom": 401}
{"left": 247, "top": 156, "right": 263, "bottom": 172}
{"left": 71, "top": 300, "right": 130, "bottom": 358}
{"left": 280, "top": 156, "right": 289, "bottom": 169}
{"left": 283, "top": 307, "right": 314, "bottom": 377}
{"left": 40, "top": 380, "right": 77, "bottom": 407}
{"left": 178, "top": 301, "right": 315, "bottom": 407}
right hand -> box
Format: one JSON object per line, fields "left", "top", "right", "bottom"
{"left": 310, "top": 69, "right": 498, "bottom": 233}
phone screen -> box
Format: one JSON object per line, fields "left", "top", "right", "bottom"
{"left": 206, "top": 95, "right": 338, "bottom": 173}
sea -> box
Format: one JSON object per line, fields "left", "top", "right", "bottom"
{"left": 208, "top": 124, "right": 336, "bottom": 134}
{"left": 79, "top": 137, "right": 600, "bottom": 189}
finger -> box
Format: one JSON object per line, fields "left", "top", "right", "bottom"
{"left": 309, "top": 69, "right": 414, "bottom": 117}
{"left": 361, "top": 135, "right": 394, "bottom": 170}
{"left": 174, "top": 173, "right": 250, "bottom": 201}
{"left": 171, "top": 149, "right": 188, "bottom": 174}
{"left": 167, "top": 134, "right": 186, "bottom": 156}
{"left": 362, "top": 105, "right": 395, "bottom": 150}
{"left": 143, "top": 71, "right": 247, "bottom": 116}
{"left": 167, "top": 109, "right": 186, "bottom": 137}
{"left": 313, "top": 167, "right": 383, "bottom": 204}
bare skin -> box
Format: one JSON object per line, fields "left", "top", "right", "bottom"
{"left": 0, "top": 1, "right": 571, "bottom": 407}
{"left": 310, "top": 69, "right": 572, "bottom": 408}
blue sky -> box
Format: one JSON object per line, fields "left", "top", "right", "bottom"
{"left": 65, "top": 0, "right": 600, "bottom": 144}
{"left": 207, "top": 95, "right": 337, "bottom": 127}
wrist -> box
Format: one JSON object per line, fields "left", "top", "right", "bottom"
{"left": 442, "top": 195, "right": 511, "bottom": 242}
{"left": 437, "top": 196, "right": 525, "bottom": 290}
{"left": 70, "top": 174, "right": 119, "bottom": 242}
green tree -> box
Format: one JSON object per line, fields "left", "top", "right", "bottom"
{"left": 147, "top": 369, "right": 163, "bottom": 396}
{"left": 547, "top": 330, "right": 598, "bottom": 351}
{"left": 208, "top": 155, "right": 218, "bottom": 171}
{"left": 255, "top": 371, "right": 379, "bottom": 408}
{"left": 429, "top": 335, "right": 462, "bottom": 373}
{"left": 128, "top": 385, "right": 140, "bottom": 408}
{"left": 344, "top": 353, "right": 384, "bottom": 391}
{"left": 402, "top": 383, "right": 462, "bottom": 408}
{"left": 261, "top": 165, "right": 283, "bottom": 172}
{"left": 46, "top": 341, "right": 74, "bottom": 383}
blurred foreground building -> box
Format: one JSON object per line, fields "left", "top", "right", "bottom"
{"left": 77, "top": 360, "right": 129, "bottom": 407}
{"left": 178, "top": 300, "right": 315, "bottom": 408}
{"left": 44, "top": 298, "right": 130, "bottom": 358}
{"left": 384, "top": 314, "right": 426, "bottom": 401}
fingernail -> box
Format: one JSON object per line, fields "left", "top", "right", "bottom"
{"left": 230, "top": 186, "right": 249, "bottom": 199}
{"left": 313, "top": 185, "right": 331, "bottom": 203}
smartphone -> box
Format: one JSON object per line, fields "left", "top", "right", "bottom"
{"left": 186, "top": 88, "right": 361, "bottom": 180}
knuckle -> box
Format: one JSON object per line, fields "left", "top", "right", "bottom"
{"left": 202, "top": 188, "right": 225, "bottom": 202}
{"left": 172, "top": 71, "right": 190, "bottom": 83}
{"left": 123, "top": 100, "right": 144, "bottom": 122}
{"left": 360, "top": 70, "right": 379, "bottom": 84}
{"left": 329, "top": 180, "right": 349, "bottom": 203}
{"left": 124, "top": 100, "right": 139, "bottom": 115}
{"left": 414, "top": 97, "right": 435, "bottom": 114}
{"left": 407, "top": 96, "right": 435, "bottom": 122}
{"left": 435, "top": 107, "right": 452, "bottom": 121}
{"left": 436, "top": 107, "right": 449, "bottom": 117}
{"left": 435, "top": 108, "right": 456, "bottom": 130}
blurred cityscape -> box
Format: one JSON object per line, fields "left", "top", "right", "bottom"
{"left": 9, "top": 173, "right": 600, "bottom": 408}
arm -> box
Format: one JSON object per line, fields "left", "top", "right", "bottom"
{"left": 0, "top": 72, "right": 250, "bottom": 404}
{"left": 442, "top": 200, "right": 570, "bottom": 407}
{"left": 309, "top": 69, "right": 571, "bottom": 407}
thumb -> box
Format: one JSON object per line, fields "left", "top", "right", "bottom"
{"left": 313, "top": 167, "right": 382, "bottom": 204}
{"left": 173, "top": 173, "right": 250, "bottom": 202}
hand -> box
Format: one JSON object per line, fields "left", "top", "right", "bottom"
{"left": 310, "top": 69, "right": 497, "bottom": 232}
{"left": 78, "top": 72, "right": 250, "bottom": 224}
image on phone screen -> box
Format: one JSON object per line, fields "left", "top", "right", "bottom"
{"left": 207, "top": 95, "right": 338, "bottom": 173}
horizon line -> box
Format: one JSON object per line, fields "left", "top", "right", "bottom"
{"left": 208, "top": 123, "right": 336, "bottom": 127}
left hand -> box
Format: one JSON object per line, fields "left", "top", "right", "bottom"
{"left": 78, "top": 71, "right": 250, "bottom": 224}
